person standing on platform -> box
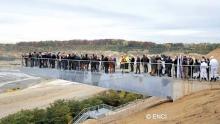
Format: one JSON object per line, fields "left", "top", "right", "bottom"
{"left": 193, "top": 59, "right": 200, "bottom": 79}
{"left": 130, "top": 56, "right": 135, "bottom": 72}
{"left": 209, "top": 56, "right": 219, "bottom": 81}
{"left": 166, "top": 56, "right": 173, "bottom": 77}
{"left": 120, "top": 56, "right": 126, "bottom": 73}
{"left": 104, "top": 56, "right": 109, "bottom": 73}
{"left": 141, "top": 55, "right": 149, "bottom": 73}
{"left": 136, "top": 56, "right": 141, "bottom": 74}
{"left": 200, "top": 59, "right": 208, "bottom": 81}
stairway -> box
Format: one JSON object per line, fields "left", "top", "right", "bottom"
{"left": 74, "top": 113, "right": 90, "bottom": 124}
{"left": 72, "top": 104, "right": 114, "bottom": 124}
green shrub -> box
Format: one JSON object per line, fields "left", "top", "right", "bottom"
{"left": 99, "top": 90, "right": 122, "bottom": 106}
{"left": 45, "top": 100, "right": 71, "bottom": 124}
{"left": 67, "top": 100, "right": 81, "bottom": 118}
{"left": 0, "top": 109, "right": 46, "bottom": 124}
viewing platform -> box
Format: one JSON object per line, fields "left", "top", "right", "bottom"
{"left": 20, "top": 66, "right": 220, "bottom": 101}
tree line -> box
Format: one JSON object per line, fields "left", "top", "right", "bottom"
{"left": 0, "top": 39, "right": 219, "bottom": 54}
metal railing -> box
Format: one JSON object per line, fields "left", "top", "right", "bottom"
{"left": 70, "top": 97, "right": 145, "bottom": 124}
{"left": 21, "top": 57, "right": 219, "bottom": 81}
{"left": 70, "top": 104, "right": 116, "bottom": 124}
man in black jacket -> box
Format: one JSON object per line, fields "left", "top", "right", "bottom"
{"left": 136, "top": 56, "right": 141, "bottom": 74}
{"left": 141, "top": 55, "right": 149, "bottom": 73}
{"left": 130, "top": 57, "right": 135, "bottom": 72}
{"left": 104, "top": 56, "right": 109, "bottom": 73}
{"left": 165, "top": 56, "right": 173, "bottom": 77}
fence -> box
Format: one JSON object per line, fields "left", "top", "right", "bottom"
{"left": 70, "top": 104, "right": 116, "bottom": 124}
{"left": 21, "top": 57, "right": 218, "bottom": 81}
{"left": 71, "top": 98, "right": 147, "bottom": 124}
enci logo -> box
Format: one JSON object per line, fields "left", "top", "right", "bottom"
{"left": 145, "top": 114, "right": 167, "bottom": 120}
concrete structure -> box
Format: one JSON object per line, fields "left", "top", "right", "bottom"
{"left": 21, "top": 67, "right": 173, "bottom": 99}
{"left": 21, "top": 67, "right": 220, "bottom": 101}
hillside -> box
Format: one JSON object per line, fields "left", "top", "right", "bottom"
{"left": 0, "top": 40, "right": 220, "bottom": 57}
{"left": 103, "top": 89, "right": 220, "bottom": 124}
{"left": 207, "top": 48, "right": 220, "bottom": 61}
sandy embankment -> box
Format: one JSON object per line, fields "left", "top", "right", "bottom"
{"left": 109, "top": 89, "right": 220, "bottom": 124}
{"left": 0, "top": 79, "right": 107, "bottom": 118}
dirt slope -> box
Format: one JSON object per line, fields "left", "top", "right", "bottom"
{"left": 107, "top": 89, "right": 220, "bottom": 124}
{"left": 207, "top": 48, "right": 220, "bottom": 61}
{"left": 0, "top": 79, "right": 106, "bottom": 118}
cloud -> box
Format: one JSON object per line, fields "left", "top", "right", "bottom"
{"left": 0, "top": 0, "right": 220, "bottom": 43}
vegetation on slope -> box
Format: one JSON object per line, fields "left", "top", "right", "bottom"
{"left": 1, "top": 39, "right": 220, "bottom": 55}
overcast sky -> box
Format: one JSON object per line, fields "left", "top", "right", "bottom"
{"left": 0, "top": 0, "right": 220, "bottom": 43}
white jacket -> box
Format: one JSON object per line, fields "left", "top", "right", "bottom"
{"left": 200, "top": 62, "right": 208, "bottom": 70}
{"left": 210, "top": 59, "right": 219, "bottom": 68}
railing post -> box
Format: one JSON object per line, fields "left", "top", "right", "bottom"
{"left": 79, "top": 60, "right": 81, "bottom": 70}
{"left": 191, "top": 65, "right": 193, "bottom": 80}
{"left": 172, "top": 64, "right": 174, "bottom": 78}
{"left": 68, "top": 59, "right": 70, "bottom": 70}
{"left": 55, "top": 59, "right": 57, "bottom": 69}
{"left": 21, "top": 56, "right": 24, "bottom": 67}
{"left": 200, "top": 65, "right": 202, "bottom": 81}
{"left": 209, "top": 65, "right": 210, "bottom": 82}
{"left": 48, "top": 58, "right": 49, "bottom": 68}
{"left": 78, "top": 61, "right": 80, "bottom": 70}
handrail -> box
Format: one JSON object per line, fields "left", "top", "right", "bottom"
{"left": 70, "top": 104, "right": 117, "bottom": 124}
{"left": 81, "top": 104, "right": 114, "bottom": 119}
{"left": 21, "top": 57, "right": 213, "bottom": 66}
{"left": 21, "top": 56, "right": 219, "bottom": 82}
{"left": 71, "top": 98, "right": 145, "bottom": 124}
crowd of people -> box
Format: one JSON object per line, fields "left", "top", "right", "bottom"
{"left": 22, "top": 52, "right": 116, "bottom": 73}
{"left": 22, "top": 52, "right": 219, "bottom": 81}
